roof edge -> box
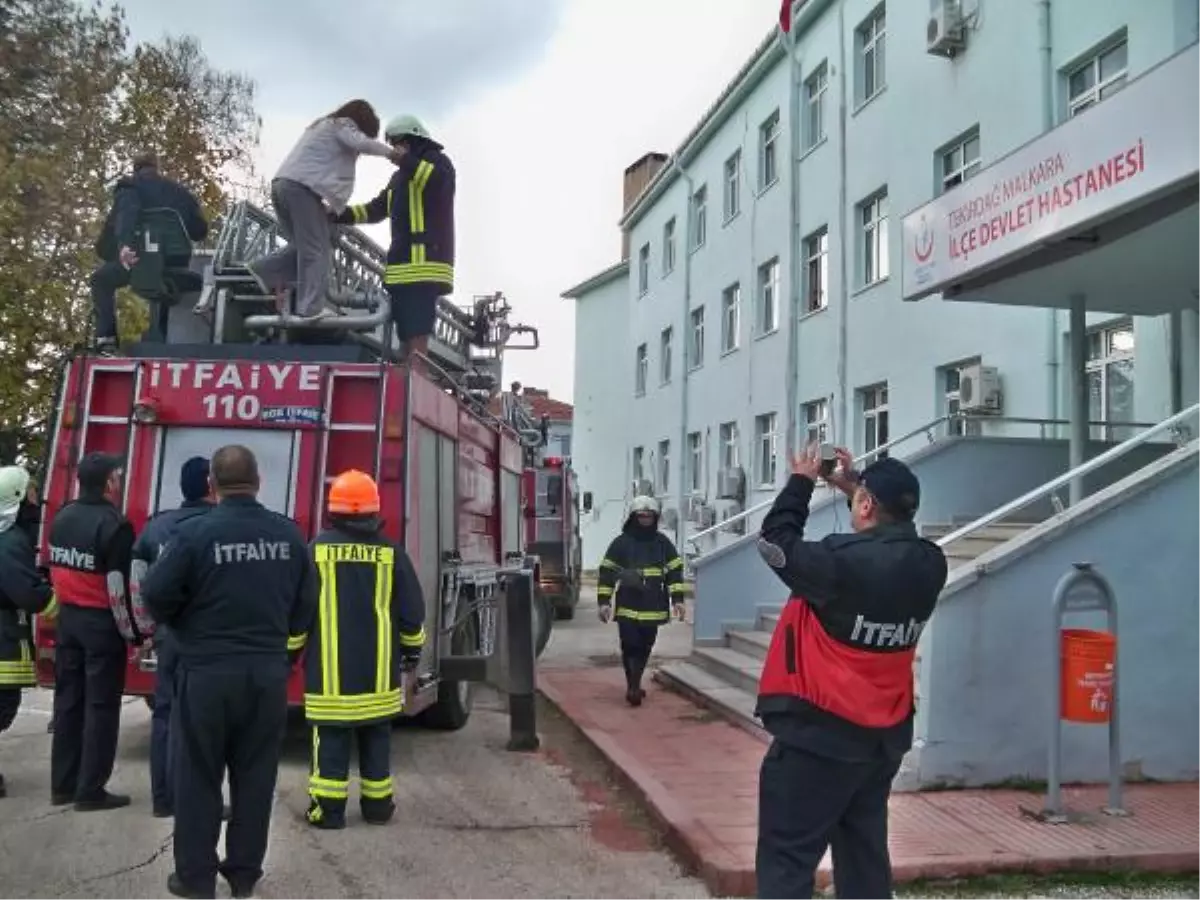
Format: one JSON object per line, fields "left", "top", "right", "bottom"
{"left": 560, "top": 259, "right": 630, "bottom": 299}
{"left": 618, "top": 27, "right": 787, "bottom": 231}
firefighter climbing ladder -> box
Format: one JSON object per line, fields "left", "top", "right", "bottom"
{"left": 195, "top": 201, "right": 540, "bottom": 399}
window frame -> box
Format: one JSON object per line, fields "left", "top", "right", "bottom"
{"left": 860, "top": 383, "right": 890, "bottom": 454}
{"left": 857, "top": 5, "right": 887, "bottom": 106}
{"left": 804, "top": 227, "right": 829, "bottom": 313}
{"left": 804, "top": 62, "right": 828, "bottom": 150}
{"left": 689, "top": 306, "right": 705, "bottom": 370}
{"left": 690, "top": 184, "right": 708, "bottom": 251}
{"left": 759, "top": 110, "right": 781, "bottom": 191}
{"left": 1067, "top": 38, "right": 1128, "bottom": 118}
{"left": 637, "top": 243, "right": 650, "bottom": 296}
{"left": 756, "top": 257, "right": 781, "bottom": 335}
{"left": 662, "top": 218, "right": 676, "bottom": 275}
{"left": 859, "top": 189, "right": 890, "bottom": 287}
{"left": 720, "top": 282, "right": 741, "bottom": 354}
{"left": 939, "top": 129, "right": 982, "bottom": 194}
{"left": 718, "top": 421, "right": 740, "bottom": 471}
{"left": 802, "top": 398, "right": 829, "bottom": 447}
{"left": 657, "top": 439, "right": 671, "bottom": 494}
{"left": 686, "top": 431, "right": 703, "bottom": 494}
{"left": 1085, "top": 319, "right": 1136, "bottom": 441}
{"left": 634, "top": 343, "right": 648, "bottom": 396}
{"left": 754, "top": 412, "right": 779, "bottom": 487}
{"left": 659, "top": 327, "right": 673, "bottom": 385}
{"left": 723, "top": 150, "right": 742, "bottom": 221}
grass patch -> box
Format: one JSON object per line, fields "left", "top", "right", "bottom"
{"left": 896, "top": 870, "right": 1200, "bottom": 898}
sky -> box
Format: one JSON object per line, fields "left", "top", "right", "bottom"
{"left": 119, "top": 0, "right": 785, "bottom": 403}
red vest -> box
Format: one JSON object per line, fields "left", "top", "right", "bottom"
{"left": 758, "top": 597, "right": 918, "bottom": 730}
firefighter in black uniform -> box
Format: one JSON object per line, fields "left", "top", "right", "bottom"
{"left": 142, "top": 445, "right": 318, "bottom": 900}
{"left": 129, "top": 456, "right": 215, "bottom": 819}
{"left": 753, "top": 445, "right": 948, "bottom": 899}
{"left": 47, "top": 451, "right": 137, "bottom": 811}
{"left": 0, "top": 466, "right": 55, "bottom": 798}
{"left": 305, "top": 469, "right": 426, "bottom": 829}
{"left": 597, "top": 495, "right": 687, "bottom": 707}
{"left": 333, "top": 113, "right": 454, "bottom": 371}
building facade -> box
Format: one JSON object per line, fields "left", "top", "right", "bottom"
{"left": 566, "top": 0, "right": 1199, "bottom": 549}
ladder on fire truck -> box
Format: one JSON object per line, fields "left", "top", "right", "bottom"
{"left": 193, "top": 200, "right": 541, "bottom": 406}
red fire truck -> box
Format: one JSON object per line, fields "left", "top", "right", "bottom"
{"left": 34, "top": 200, "right": 542, "bottom": 730}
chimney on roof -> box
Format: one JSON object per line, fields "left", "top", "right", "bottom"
{"left": 621, "top": 152, "right": 668, "bottom": 260}
{"left": 523, "top": 388, "right": 548, "bottom": 398}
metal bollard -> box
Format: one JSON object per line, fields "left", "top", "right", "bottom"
{"left": 504, "top": 569, "right": 541, "bottom": 752}
{"left": 1046, "top": 562, "right": 1124, "bottom": 821}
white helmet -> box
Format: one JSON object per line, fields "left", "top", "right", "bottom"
{"left": 384, "top": 113, "right": 433, "bottom": 143}
{"left": 0, "top": 465, "right": 30, "bottom": 506}
{"left": 629, "top": 495, "right": 659, "bottom": 515}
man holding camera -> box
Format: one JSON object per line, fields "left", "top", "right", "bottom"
{"left": 753, "top": 444, "right": 947, "bottom": 899}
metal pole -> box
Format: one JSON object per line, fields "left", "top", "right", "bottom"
{"left": 1046, "top": 562, "right": 1125, "bottom": 821}
{"left": 1068, "top": 295, "right": 1088, "bottom": 505}
{"left": 505, "top": 569, "right": 540, "bottom": 752}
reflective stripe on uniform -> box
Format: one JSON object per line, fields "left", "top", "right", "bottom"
{"left": 42, "top": 594, "right": 58, "bottom": 618}
{"left": 398, "top": 624, "right": 426, "bottom": 649}
{"left": 308, "top": 775, "right": 349, "bottom": 800}
{"left": 287, "top": 633, "right": 307, "bottom": 651}
{"left": 382, "top": 262, "right": 453, "bottom": 286}
{"left": 314, "top": 547, "right": 341, "bottom": 697}
{"left": 615, "top": 608, "right": 669, "bottom": 623}
{"left": 374, "top": 552, "right": 393, "bottom": 694}
{"left": 360, "top": 776, "right": 393, "bottom": 800}
{"left": 639, "top": 566, "right": 663, "bottom": 577}
{"left": 303, "top": 689, "right": 403, "bottom": 723}
{"left": 668, "top": 583, "right": 688, "bottom": 595}
{"left": 667, "top": 557, "right": 684, "bottom": 571}
{"left": 596, "top": 586, "right": 614, "bottom": 599}
{"left": 0, "top": 657, "right": 35, "bottom": 686}
{"left": 351, "top": 204, "right": 368, "bottom": 224}
{"left": 408, "top": 159, "right": 434, "bottom": 234}
{"left": 599, "top": 558, "right": 621, "bottom": 571}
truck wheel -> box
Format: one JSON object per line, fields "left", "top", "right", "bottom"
{"left": 555, "top": 581, "right": 580, "bottom": 621}
{"left": 533, "top": 587, "right": 553, "bottom": 658}
{"left": 419, "top": 611, "right": 477, "bottom": 732}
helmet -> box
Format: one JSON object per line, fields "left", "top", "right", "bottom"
{"left": 328, "top": 469, "right": 380, "bottom": 515}
{"left": 0, "top": 465, "right": 30, "bottom": 507}
{"left": 384, "top": 113, "right": 433, "bottom": 143}
{"left": 629, "top": 495, "right": 659, "bottom": 515}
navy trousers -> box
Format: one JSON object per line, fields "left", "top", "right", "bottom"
{"left": 150, "top": 629, "right": 178, "bottom": 812}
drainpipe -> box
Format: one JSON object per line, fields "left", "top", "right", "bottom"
{"left": 1039, "top": 0, "right": 1061, "bottom": 430}
{"left": 672, "top": 156, "right": 694, "bottom": 550}
{"left": 834, "top": 1, "right": 850, "bottom": 440}
{"left": 784, "top": 26, "right": 803, "bottom": 458}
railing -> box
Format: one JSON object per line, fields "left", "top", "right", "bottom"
{"left": 686, "top": 412, "right": 1186, "bottom": 551}
{"left": 934, "top": 403, "right": 1199, "bottom": 550}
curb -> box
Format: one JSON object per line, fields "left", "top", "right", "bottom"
{"left": 541, "top": 678, "right": 756, "bottom": 896}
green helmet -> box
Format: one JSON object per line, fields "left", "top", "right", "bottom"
{"left": 384, "top": 113, "right": 433, "bottom": 143}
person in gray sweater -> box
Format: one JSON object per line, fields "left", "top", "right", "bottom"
{"left": 250, "top": 99, "right": 402, "bottom": 320}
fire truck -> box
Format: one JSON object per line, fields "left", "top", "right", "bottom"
{"left": 34, "top": 200, "right": 545, "bottom": 730}
{"left": 498, "top": 394, "right": 583, "bottom": 625}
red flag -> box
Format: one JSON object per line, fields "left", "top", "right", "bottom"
{"left": 779, "top": 0, "right": 792, "bottom": 33}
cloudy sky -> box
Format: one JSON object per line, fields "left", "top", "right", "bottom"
{"left": 120, "top": 0, "right": 783, "bottom": 402}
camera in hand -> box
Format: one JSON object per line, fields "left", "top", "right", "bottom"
{"left": 818, "top": 443, "right": 837, "bottom": 478}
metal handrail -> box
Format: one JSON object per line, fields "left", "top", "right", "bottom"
{"left": 935, "top": 403, "right": 1199, "bottom": 549}
{"left": 686, "top": 414, "right": 951, "bottom": 546}
{"left": 685, "top": 411, "right": 1187, "bottom": 548}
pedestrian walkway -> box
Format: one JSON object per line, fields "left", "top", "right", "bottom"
{"left": 540, "top": 667, "right": 1200, "bottom": 897}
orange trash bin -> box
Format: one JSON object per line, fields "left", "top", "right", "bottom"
{"left": 1060, "top": 628, "right": 1116, "bottom": 723}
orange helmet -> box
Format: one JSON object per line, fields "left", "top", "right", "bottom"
{"left": 328, "top": 469, "right": 380, "bottom": 515}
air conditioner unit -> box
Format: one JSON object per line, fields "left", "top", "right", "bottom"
{"left": 927, "top": 0, "right": 966, "bottom": 57}
{"left": 716, "top": 467, "right": 746, "bottom": 501}
{"left": 959, "top": 364, "right": 1003, "bottom": 414}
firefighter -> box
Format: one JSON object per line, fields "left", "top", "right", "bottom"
{"left": 596, "top": 495, "right": 687, "bottom": 706}
{"left": 129, "top": 456, "right": 216, "bottom": 819}
{"left": 0, "top": 465, "right": 55, "bottom": 798}
{"left": 91, "top": 151, "right": 209, "bottom": 354}
{"left": 141, "top": 444, "right": 318, "bottom": 900}
{"left": 305, "top": 469, "right": 426, "bottom": 830}
{"left": 47, "top": 452, "right": 136, "bottom": 811}
{"left": 753, "top": 445, "right": 948, "bottom": 900}
{"left": 333, "top": 113, "right": 455, "bottom": 371}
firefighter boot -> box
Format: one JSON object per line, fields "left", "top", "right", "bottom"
{"left": 630, "top": 653, "right": 649, "bottom": 705}
{"left": 622, "top": 652, "right": 642, "bottom": 707}
{"left": 306, "top": 797, "right": 347, "bottom": 830}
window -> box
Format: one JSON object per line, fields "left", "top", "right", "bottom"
{"left": 632, "top": 446, "right": 645, "bottom": 484}
{"left": 662, "top": 218, "right": 676, "bottom": 275}
{"left": 804, "top": 63, "right": 828, "bottom": 149}
{"left": 755, "top": 412, "right": 779, "bottom": 486}
{"left": 690, "top": 185, "right": 707, "bottom": 250}
{"left": 723, "top": 151, "right": 741, "bottom": 221}
{"left": 860, "top": 190, "right": 889, "bottom": 286}
{"left": 1068, "top": 39, "right": 1127, "bottom": 118}
{"left": 756, "top": 257, "right": 781, "bottom": 335}
{"left": 861, "top": 384, "right": 890, "bottom": 454}
{"left": 559, "top": 434, "right": 572, "bottom": 457}
{"left": 720, "top": 283, "right": 741, "bottom": 353}
{"left": 802, "top": 399, "right": 829, "bottom": 447}
{"left": 804, "top": 228, "right": 828, "bottom": 313}
{"left": 635, "top": 343, "right": 647, "bottom": 396}
{"left": 1086, "top": 321, "right": 1136, "bottom": 441}
{"left": 689, "top": 306, "right": 705, "bottom": 369}
{"left": 941, "top": 131, "right": 981, "bottom": 193}
{"left": 660, "top": 327, "right": 673, "bottom": 384}
{"left": 719, "top": 421, "right": 740, "bottom": 470}
{"left": 687, "top": 431, "right": 703, "bottom": 493}
{"left": 759, "top": 110, "right": 780, "bottom": 190}
{"left": 637, "top": 243, "right": 650, "bottom": 296}
{"left": 857, "top": 5, "right": 886, "bottom": 104}
{"left": 657, "top": 440, "right": 671, "bottom": 494}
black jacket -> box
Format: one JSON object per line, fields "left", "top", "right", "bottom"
{"left": 141, "top": 495, "right": 318, "bottom": 666}
{"left": 597, "top": 515, "right": 686, "bottom": 625}
{"left": 0, "top": 519, "right": 54, "bottom": 688}
{"left": 95, "top": 170, "right": 209, "bottom": 262}
{"left": 755, "top": 474, "right": 948, "bottom": 761}
{"left": 130, "top": 499, "right": 214, "bottom": 644}
{"left": 47, "top": 495, "right": 135, "bottom": 641}
{"left": 304, "top": 517, "right": 427, "bottom": 725}
{"left": 335, "top": 146, "right": 455, "bottom": 290}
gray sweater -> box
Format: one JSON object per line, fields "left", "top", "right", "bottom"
{"left": 274, "top": 116, "right": 393, "bottom": 213}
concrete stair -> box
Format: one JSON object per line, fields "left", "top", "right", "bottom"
{"left": 655, "top": 520, "right": 1040, "bottom": 789}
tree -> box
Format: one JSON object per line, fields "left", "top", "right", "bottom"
{"left": 0, "top": 0, "right": 261, "bottom": 470}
